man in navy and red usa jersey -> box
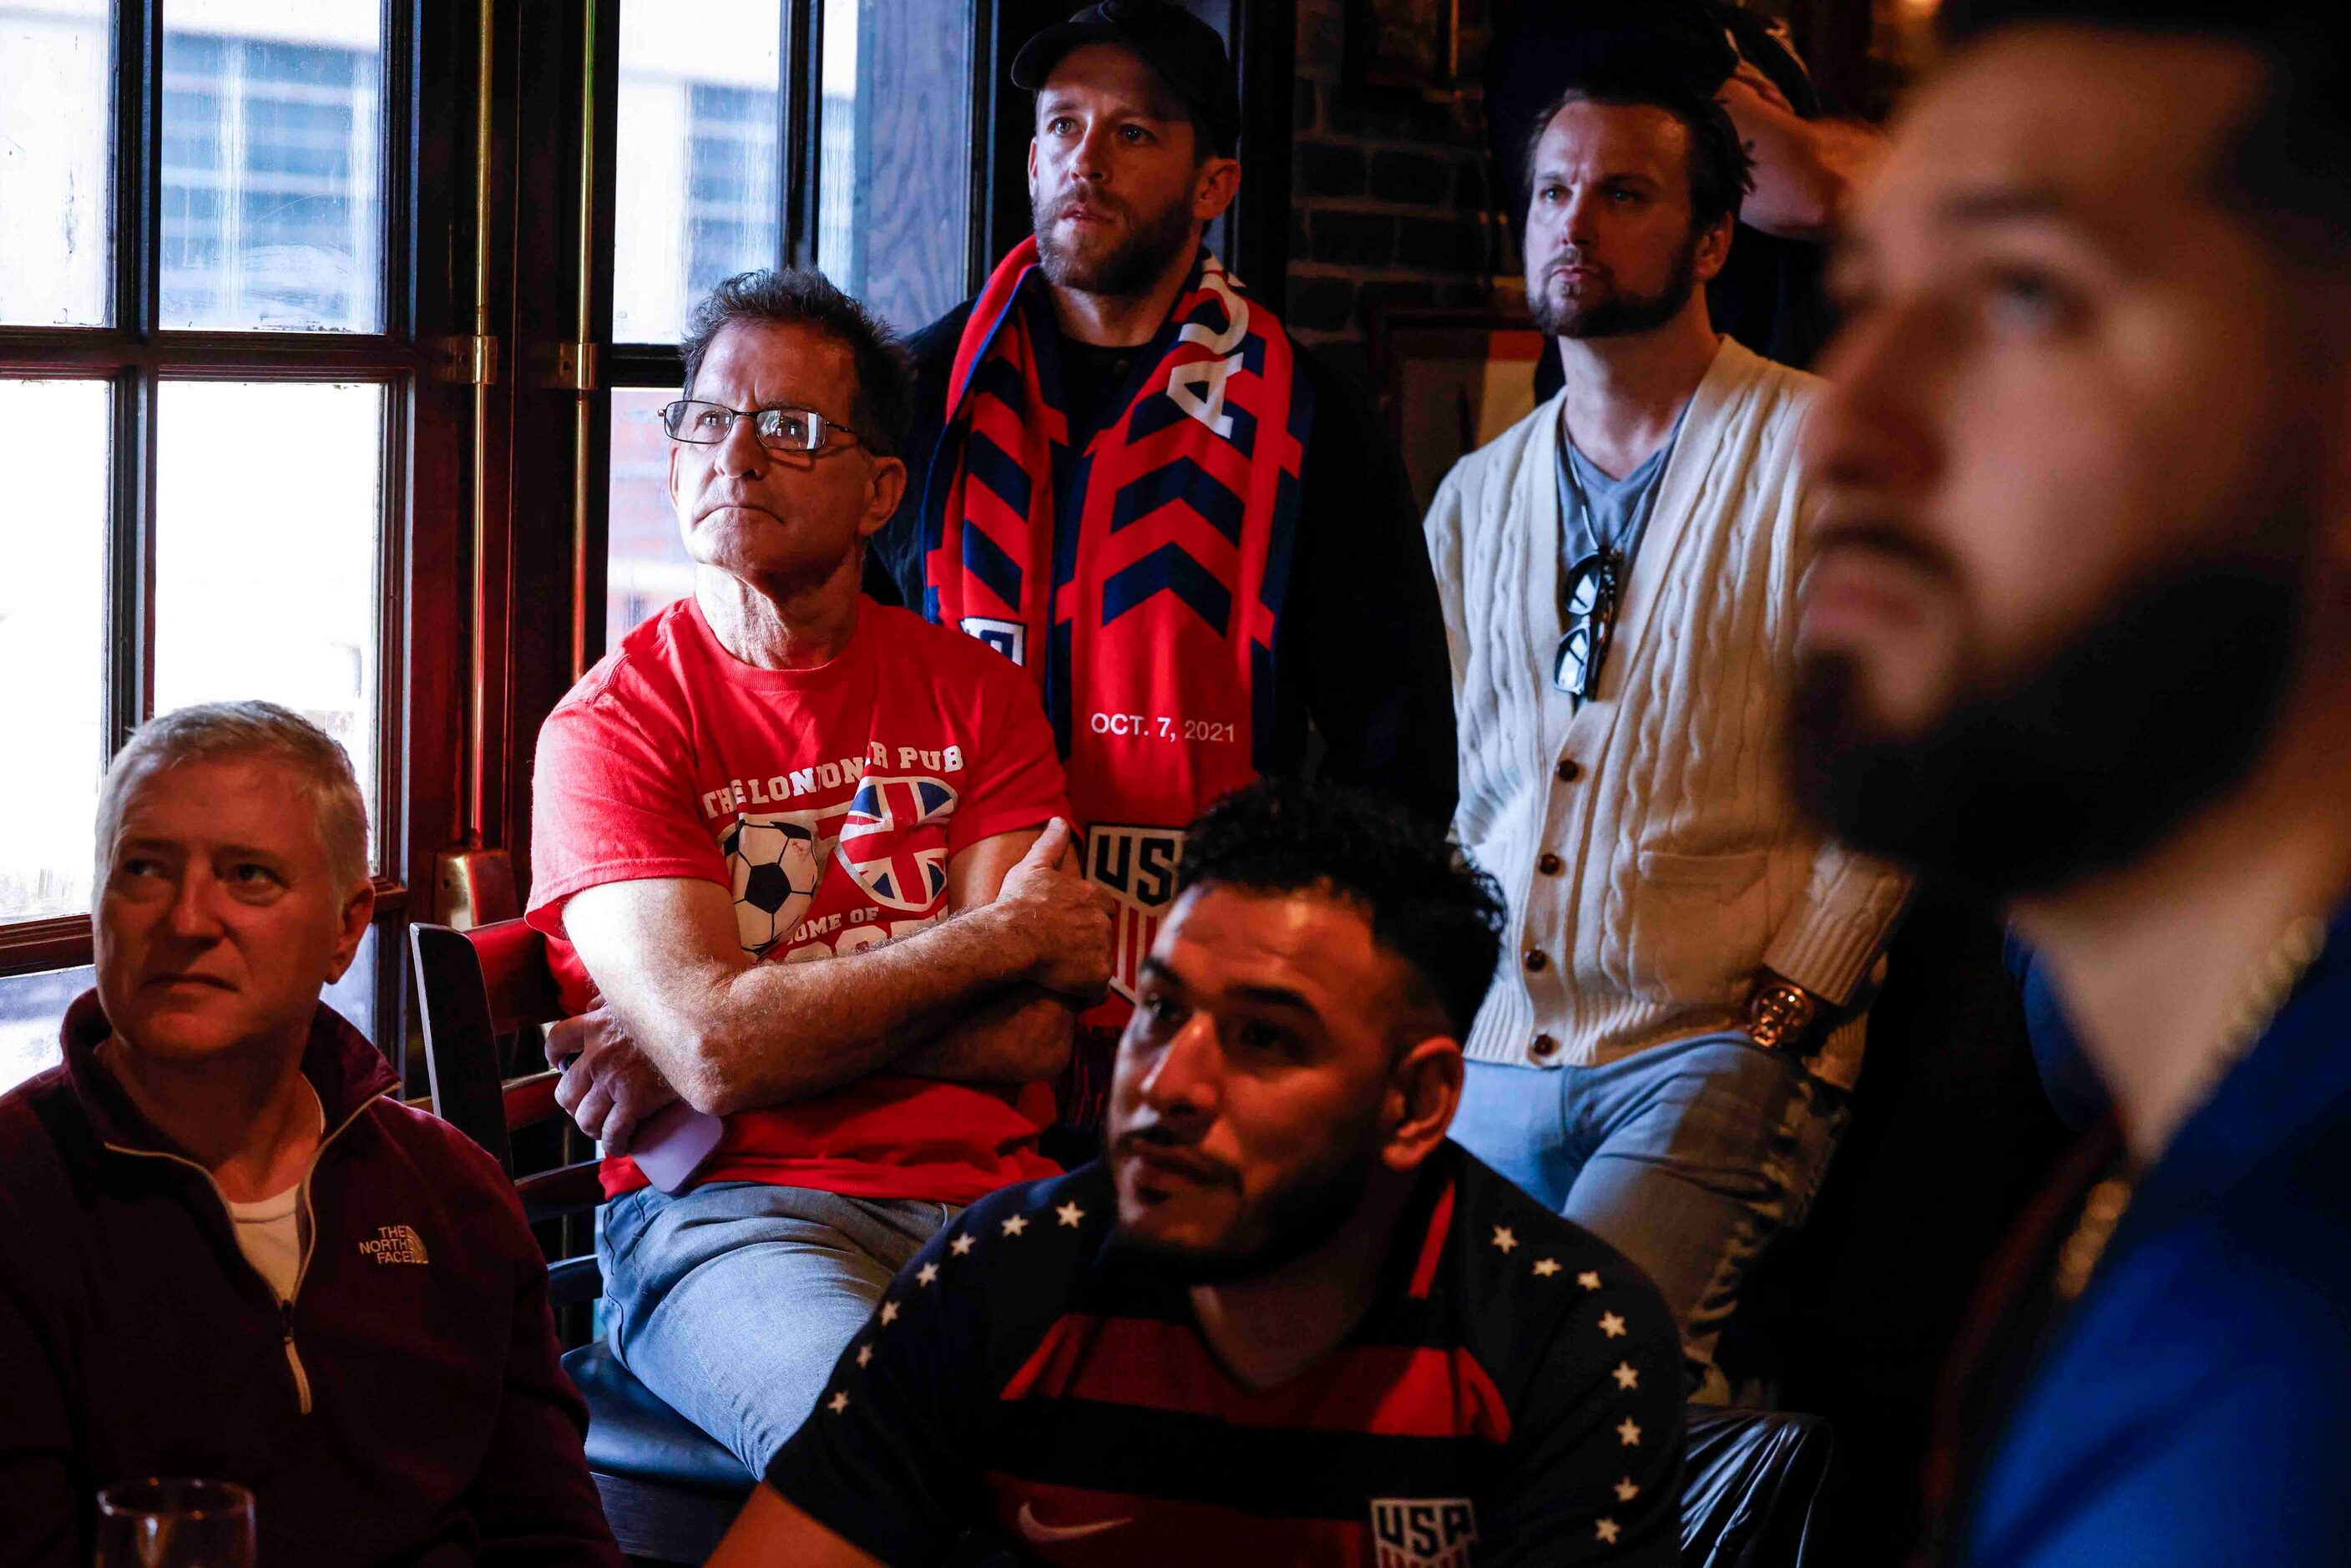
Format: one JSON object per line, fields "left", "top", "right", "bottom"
{"left": 709, "top": 783, "right": 1683, "bottom": 1567}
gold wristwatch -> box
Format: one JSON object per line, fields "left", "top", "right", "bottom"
{"left": 1743, "top": 974, "right": 1823, "bottom": 1053}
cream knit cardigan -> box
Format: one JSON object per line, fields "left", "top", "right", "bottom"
{"left": 1424, "top": 337, "right": 1909, "bottom": 1089}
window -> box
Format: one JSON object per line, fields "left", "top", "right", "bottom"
{"left": 159, "top": 22, "right": 383, "bottom": 331}
{"left": 599, "top": 0, "right": 979, "bottom": 649}
{"left": 0, "top": 0, "right": 450, "bottom": 1096}
{"left": 0, "top": 0, "right": 994, "bottom": 1097}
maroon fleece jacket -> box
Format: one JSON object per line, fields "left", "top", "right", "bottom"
{"left": 0, "top": 994, "right": 624, "bottom": 1567}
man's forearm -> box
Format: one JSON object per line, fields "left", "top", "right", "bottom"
{"left": 1722, "top": 102, "right": 1883, "bottom": 240}
{"left": 893, "top": 986, "right": 1076, "bottom": 1085}
{"left": 647, "top": 906, "right": 1039, "bottom": 1115}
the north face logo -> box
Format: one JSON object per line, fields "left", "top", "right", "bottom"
{"left": 358, "top": 1225, "right": 428, "bottom": 1265}
{"left": 1371, "top": 1498, "right": 1477, "bottom": 1567}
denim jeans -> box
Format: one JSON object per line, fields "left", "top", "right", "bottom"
{"left": 599, "top": 1181, "right": 957, "bottom": 1473}
{"left": 1452, "top": 1030, "right": 1849, "bottom": 1404}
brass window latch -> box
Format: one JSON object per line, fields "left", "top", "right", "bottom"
{"left": 436, "top": 333, "right": 501, "bottom": 386}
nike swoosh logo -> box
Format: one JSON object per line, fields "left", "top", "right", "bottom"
{"left": 1015, "top": 1501, "right": 1132, "bottom": 1544}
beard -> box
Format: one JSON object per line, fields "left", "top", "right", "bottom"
{"left": 1788, "top": 552, "right": 2306, "bottom": 901}
{"left": 1033, "top": 185, "right": 1198, "bottom": 298}
{"left": 1105, "top": 1106, "right": 1387, "bottom": 1287}
{"left": 1528, "top": 225, "right": 1701, "bottom": 341}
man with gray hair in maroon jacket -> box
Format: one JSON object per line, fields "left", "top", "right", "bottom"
{"left": 0, "top": 701, "right": 621, "bottom": 1566}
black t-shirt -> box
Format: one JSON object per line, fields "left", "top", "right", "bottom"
{"left": 866, "top": 299, "right": 1459, "bottom": 829}
{"left": 766, "top": 1146, "right": 1685, "bottom": 1566}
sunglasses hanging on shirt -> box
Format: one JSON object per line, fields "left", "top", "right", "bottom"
{"left": 1554, "top": 548, "right": 1622, "bottom": 701}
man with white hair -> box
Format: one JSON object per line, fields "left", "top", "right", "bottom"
{"left": 0, "top": 701, "right": 621, "bottom": 1567}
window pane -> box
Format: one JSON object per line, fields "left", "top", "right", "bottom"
{"left": 153, "top": 381, "right": 383, "bottom": 866}
{"left": 607, "top": 387, "right": 694, "bottom": 646}
{"left": 0, "top": 380, "right": 109, "bottom": 921}
{"left": 823, "top": 0, "right": 972, "bottom": 331}
{"left": 614, "top": 0, "right": 781, "bottom": 344}
{"left": 0, "top": 927, "right": 379, "bottom": 1100}
{"left": 159, "top": 0, "right": 383, "bottom": 331}
{"left": 0, "top": 0, "right": 112, "bottom": 325}
{"left": 0, "top": 964, "right": 91, "bottom": 1096}
{"left": 322, "top": 921, "right": 377, "bottom": 1044}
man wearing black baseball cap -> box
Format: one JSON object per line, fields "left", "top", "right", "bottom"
{"left": 867, "top": 0, "right": 1457, "bottom": 1141}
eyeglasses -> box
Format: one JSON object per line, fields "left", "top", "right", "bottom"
{"left": 1553, "top": 549, "right": 1621, "bottom": 701}
{"left": 658, "top": 399, "right": 871, "bottom": 457}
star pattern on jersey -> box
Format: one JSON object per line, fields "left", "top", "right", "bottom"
{"left": 880, "top": 1300, "right": 901, "bottom": 1326}
{"left": 1617, "top": 1417, "right": 1642, "bottom": 1448}
{"left": 1595, "top": 1518, "right": 1620, "bottom": 1545}
{"left": 1612, "top": 1361, "right": 1639, "bottom": 1390}
{"left": 855, "top": 1343, "right": 873, "bottom": 1368}
{"left": 1614, "top": 1478, "right": 1640, "bottom": 1504}
{"left": 1003, "top": 1213, "right": 1029, "bottom": 1237}
{"left": 1599, "top": 1311, "right": 1627, "bottom": 1338}
{"left": 1578, "top": 1270, "right": 1603, "bottom": 1291}
{"left": 917, "top": 1262, "right": 939, "bottom": 1287}
{"left": 827, "top": 1390, "right": 850, "bottom": 1414}
{"left": 1491, "top": 1225, "right": 1518, "bottom": 1253}
{"left": 951, "top": 1232, "right": 976, "bottom": 1257}
{"left": 1532, "top": 1257, "right": 1561, "bottom": 1277}
{"left": 1057, "top": 1201, "right": 1085, "bottom": 1227}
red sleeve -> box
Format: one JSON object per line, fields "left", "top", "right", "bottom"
{"left": 525, "top": 690, "right": 729, "bottom": 939}
{"left": 949, "top": 654, "right": 1069, "bottom": 853}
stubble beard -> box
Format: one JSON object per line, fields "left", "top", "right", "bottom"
{"left": 1529, "top": 225, "right": 1701, "bottom": 341}
{"left": 1105, "top": 1108, "right": 1387, "bottom": 1287}
{"left": 1788, "top": 548, "right": 2308, "bottom": 903}
{"left": 1033, "top": 187, "right": 1199, "bottom": 299}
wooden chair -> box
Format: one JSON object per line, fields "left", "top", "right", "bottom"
{"left": 408, "top": 920, "right": 755, "bottom": 1565}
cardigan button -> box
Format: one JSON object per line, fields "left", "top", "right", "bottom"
{"left": 1537, "top": 852, "right": 1564, "bottom": 876}
{"left": 1555, "top": 757, "right": 1582, "bottom": 783}
{"left": 1523, "top": 948, "right": 1549, "bottom": 973}
{"left": 1530, "top": 1034, "right": 1560, "bottom": 1061}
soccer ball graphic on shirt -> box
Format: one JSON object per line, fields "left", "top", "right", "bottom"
{"left": 721, "top": 812, "right": 824, "bottom": 953}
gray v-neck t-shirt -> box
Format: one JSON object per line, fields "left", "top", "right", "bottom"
{"left": 1556, "top": 422, "right": 1676, "bottom": 588}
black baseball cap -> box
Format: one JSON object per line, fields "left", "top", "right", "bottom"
{"left": 1012, "top": 0, "right": 1241, "bottom": 157}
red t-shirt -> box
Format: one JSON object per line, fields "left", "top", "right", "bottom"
{"left": 527, "top": 595, "right": 1068, "bottom": 1204}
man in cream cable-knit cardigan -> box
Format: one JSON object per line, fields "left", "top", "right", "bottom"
{"left": 1425, "top": 60, "right": 1908, "bottom": 1400}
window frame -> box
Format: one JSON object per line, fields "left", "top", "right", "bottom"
{"left": 0, "top": 0, "right": 473, "bottom": 1077}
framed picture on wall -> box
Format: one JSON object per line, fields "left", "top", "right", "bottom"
{"left": 1343, "top": 0, "right": 1480, "bottom": 102}
{"left": 1368, "top": 306, "right": 1546, "bottom": 513}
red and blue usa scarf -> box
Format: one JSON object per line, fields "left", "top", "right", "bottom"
{"left": 921, "top": 240, "right": 1313, "bottom": 1121}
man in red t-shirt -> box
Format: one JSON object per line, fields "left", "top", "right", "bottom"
{"left": 526, "top": 268, "right": 1113, "bottom": 1474}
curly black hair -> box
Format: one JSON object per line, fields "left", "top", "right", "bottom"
{"left": 1177, "top": 780, "right": 1504, "bottom": 1041}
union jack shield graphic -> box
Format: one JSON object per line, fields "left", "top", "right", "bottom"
{"left": 1086, "top": 824, "right": 1186, "bottom": 1005}
{"left": 837, "top": 775, "right": 958, "bottom": 912}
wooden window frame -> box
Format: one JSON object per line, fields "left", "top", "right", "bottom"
{"left": 0, "top": 0, "right": 474, "bottom": 1082}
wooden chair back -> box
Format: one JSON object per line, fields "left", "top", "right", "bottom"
{"left": 408, "top": 919, "right": 604, "bottom": 1303}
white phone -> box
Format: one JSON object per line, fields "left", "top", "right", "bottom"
{"left": 622, "top": 1100, "right": 726, "bottom": 1194}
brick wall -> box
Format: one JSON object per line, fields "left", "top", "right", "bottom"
{"left": 1283, "top": 0, "right": 1513, "bottom": 387}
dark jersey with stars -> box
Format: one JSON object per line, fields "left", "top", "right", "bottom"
{"left": 764, "top": 1141, "right": 1683, "bottom": 1567}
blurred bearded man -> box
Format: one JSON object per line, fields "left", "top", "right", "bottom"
{"left": 1792, "top": 2, "right": 2351, "bottom": 1562}
{"left": 702, "top": 783, "right": 1684, "bottom": 1567}
{"left": 869, "top": 0, "right": 1457, "bottom": 1136}
{"left": 1423, "top": 59, "right": 1909, "bottom": 1400}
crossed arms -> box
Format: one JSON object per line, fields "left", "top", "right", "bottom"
{"left": 552, "top": 819, "right": 1113, "bottom": 1146}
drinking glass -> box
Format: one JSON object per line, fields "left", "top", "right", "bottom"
{"left": 94, "top": 1477, "right": 255, "bottom": 1568}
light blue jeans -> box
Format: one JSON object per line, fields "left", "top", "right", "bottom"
{"left": 599, "top": 1181, "right": 957, "bottom": 1473}
{"left": 1453, "top": 1030, "right": 1849, "bottom": 1404}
